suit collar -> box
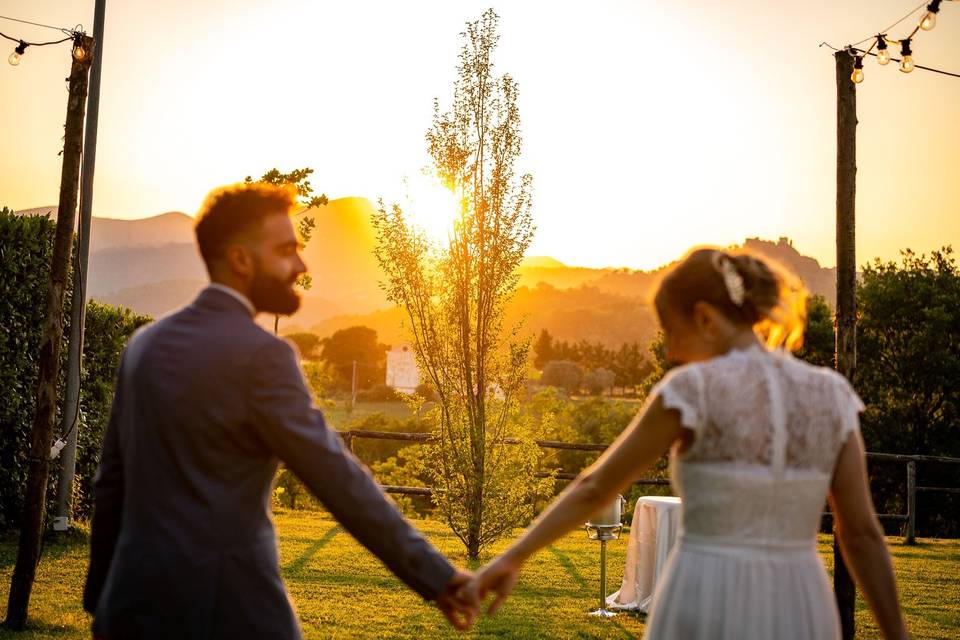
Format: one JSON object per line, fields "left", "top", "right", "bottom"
{"left": 195, "top": 285, "right": 257, "bottom": 318}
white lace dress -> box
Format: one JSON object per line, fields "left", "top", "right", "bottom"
{"left": 643, "top": 343, "right": 865, "bottom": 640}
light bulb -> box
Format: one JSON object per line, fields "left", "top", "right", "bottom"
{"left": 876, "top": 36, "right": 890, "bottom": 65}
{"left": 851, "top": 56, "right": 865, "bottom": 84}
{"left": 72, "top": 45, "right": 86, "bottom": 61}
{"left": 8, "top": 51, "right": 21, "bottom": 66}
{"left": 899, "top": 39, "right": 914, "bottom": 73}
{"left": 920, "top": 11, "right": 937, "bottom": 30}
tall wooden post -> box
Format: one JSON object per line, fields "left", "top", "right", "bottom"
{"left": 5, "top": 35, "right": 94, "bottom": 630}
{"left": 834, "top": 48, "right": 858, "bottom": 640}
{"left": 56, "top": 0, "right": 107, "bottom": 532}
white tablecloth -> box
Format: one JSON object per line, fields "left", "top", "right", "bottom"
{"left": 606, "top": 496, "right": 682, "bottom": 612}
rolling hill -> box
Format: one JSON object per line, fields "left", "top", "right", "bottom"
{"left": 15, "top": 202, "right": 838, "bottom": 346}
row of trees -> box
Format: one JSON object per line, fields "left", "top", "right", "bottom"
{"left": 285, "top": 326, "right": 389, "bottom": 392}
{"left": 533, "top": 330, "right": 653, "bottom": 391}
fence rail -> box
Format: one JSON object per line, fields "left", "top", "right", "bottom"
{"left": 339, "top": 429, "right": 960, "bottom": 544}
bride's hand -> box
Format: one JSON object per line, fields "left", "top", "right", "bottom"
{"left": 459, "top": 553, "right": 523, "bottom": 617}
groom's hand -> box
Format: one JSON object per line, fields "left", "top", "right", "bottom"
{"left": 435, "top": 569, "right": 478, "bottom": 631}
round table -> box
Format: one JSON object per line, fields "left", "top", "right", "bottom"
{"left": 606, "top": 495, "right": 682, "bottom": 613}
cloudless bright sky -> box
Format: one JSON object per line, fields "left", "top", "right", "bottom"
{"left": 1, "top": 0, "right": 958, "bottom": 269}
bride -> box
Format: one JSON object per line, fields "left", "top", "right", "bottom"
{"left": 461, "top": 248, "right": 908, "bottom": 640}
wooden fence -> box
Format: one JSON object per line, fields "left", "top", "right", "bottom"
{"left": 338, "top": 429, "right": 960, "bottom": 544}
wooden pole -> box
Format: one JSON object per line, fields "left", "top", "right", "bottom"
{"left": 833, "top": 48, "right": 858, "bottom": 640}
{"left": 55, "top": 0, "right": 107, "bottom": 532}
{"left": 905, "top": 461, "right": 917, "bottom": 545}
{"left": 5, "top": 35, "right": 94, "bottom": 630}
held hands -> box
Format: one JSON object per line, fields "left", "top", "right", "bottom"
{"left": 435, "top": 569, "right": 479, "bottom": 631}
{"left": 457, "top": 553, "right": 523, "bottom": 619}
{"left": 436, "top": 554, "right": 524, "bottom": 631}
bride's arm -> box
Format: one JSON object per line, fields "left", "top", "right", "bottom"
{"left": 471, "top": 396, "right": 683, "bottom": 613}
{"left": 829, "top": 431, "right": 909, "bottom": 640}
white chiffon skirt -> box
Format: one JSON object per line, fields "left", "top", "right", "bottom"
{"left": 644, "top": 536, "right": 841, "bottom": 640}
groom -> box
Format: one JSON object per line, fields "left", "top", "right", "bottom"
{"left": 82, "top": 182, "right": 474, "bottom": 638}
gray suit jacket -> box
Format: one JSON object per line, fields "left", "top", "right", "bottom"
{"left": 83, "top": 287, "right": 453, "bottom": 639}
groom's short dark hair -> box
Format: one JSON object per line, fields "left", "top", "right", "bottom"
{"left": 194, "top": 182, "right": 297, "bottom": 268}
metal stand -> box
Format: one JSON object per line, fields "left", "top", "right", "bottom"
{"left": 586, "top": 524, "right": 622, "bottom": 618}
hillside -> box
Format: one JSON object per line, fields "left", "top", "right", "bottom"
{"left": 15, "top": 203, "right": 838, "bottom": 344}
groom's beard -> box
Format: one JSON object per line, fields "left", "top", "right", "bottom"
{"left": 249, "top": 265, "right": 301, "bottom": 315}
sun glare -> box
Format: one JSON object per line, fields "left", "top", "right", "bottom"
{"left": 402, "top": 173, "right": 461, "bottom": 244}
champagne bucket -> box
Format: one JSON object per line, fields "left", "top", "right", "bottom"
{"left": 587, "top": 495, "right": 626, "bottom": 528}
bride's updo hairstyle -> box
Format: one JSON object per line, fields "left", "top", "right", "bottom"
{"left": 653, "top": 248, "right": 809, "bottom": 352}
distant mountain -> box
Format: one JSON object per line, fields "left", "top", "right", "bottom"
{"left": 15, "top": 207, "right": 194, "bottom": 253}
{"left": 16, "top": 199, "right": 388, "bottom": 325}
{"left": 308, "top": 237, "right": 838, "bottom": 348}
{"left": 521, "top": 256, "right": 567, "bottom": 269}
{"left": 16, "top": 203, "right": 838, "bottom": 345}
{"left": 96, "top": 279, "right": 207, "bottom": 318}
{"left": 88, "top": 243, "right": 205, "bottom": 297}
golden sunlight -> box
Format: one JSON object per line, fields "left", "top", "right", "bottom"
{"left": 401, "top": 173, "right": 461, "bottom": 244}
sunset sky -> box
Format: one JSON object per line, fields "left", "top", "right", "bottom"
{"left": 1, "top": 0, "right": 958, "bottom": 270}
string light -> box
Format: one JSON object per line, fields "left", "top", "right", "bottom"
{"left": 1, "top": 16, "right": 84, "bottom": 68}
{"left": 876, "top": 36, "right": 891, "bottom": 65}
{"left": 71, "top": 32, "right": 86, "bottom": 61}
{"left": 7, "top": 39, "right": 26, "bottom": 66}
{"left": 899, "top": 39, "right": 915, "bottom": 73}
{"left": 920, "top": 0, "right": 942, "bottom": 30}
{"left": 832, "top": 0, "right": 957, "bottom": 83}
{"left": 851, "top": 56, "right": 865, "bottom": 83}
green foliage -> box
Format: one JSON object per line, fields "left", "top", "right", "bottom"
{"left": 356, "top": 383, "right": 400, "bottom": 402}
{"left": 795, "top": 294, "right": 835, "bottom": 368}
{"left": 372, "top": 9, "right": 543, "bottom": 559}
{"left": 370, "top": 445, "right": 432, "bottom": 518}
{"left": 582, "top": 367, "right": 615, "bottom": 396}
{"left": 319, "top": 326, "right": 388, "bottom": 390}
{"left": 0, "top": 209, "right": 64, "bottom": 528}
{"left": 533, "top": 329, "right": 651, "bottom": 391}
{"left": 855, "top": 248, "right": 960, "bottom": 536}
{"left": 539, "top": 360, "right": 582, "bottom": 394}
{"left": 420, "top": 402, "right": 555, "bottom": 551}
{"left": 0, "top": 209, "right": 148, "bottom": 528}
{"left": 283, "top": 332, "right": 322, "bottom": 359}
{"left": 72, "top": 302, "right": 151, "bottom": 519}
{"left": 301, "top": 359, "right": 338, "bottom": 406}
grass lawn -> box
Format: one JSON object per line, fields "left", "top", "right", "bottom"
{"left": 0, "top": 511, "right": 957, "bottom": 639}
{"left": 324, "top": 400, "right": 419, "bottom": 429}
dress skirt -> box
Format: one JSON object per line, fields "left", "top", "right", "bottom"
{"left": 643, "top": 536, "right": 841, "bottom": 640}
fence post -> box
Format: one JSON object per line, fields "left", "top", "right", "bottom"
{"left": 905, "top": 460, "right": 916, "bottom": 545}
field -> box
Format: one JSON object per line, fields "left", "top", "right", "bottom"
{"left": 0, "top": 511, "right": 958, "bottom": 639}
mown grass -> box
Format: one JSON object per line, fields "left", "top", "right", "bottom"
{"left": 0, "top": 511, "right": 957, "bottom": 639}
{"left": 324, "top": 400, "right": 420, "bottom": 429}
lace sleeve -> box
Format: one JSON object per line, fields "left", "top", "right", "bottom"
{"left": 651, "top": 365, "right": 705, "bottom": 433}
{"left": 829, "top": 371, "right": 866, "bottom": 441}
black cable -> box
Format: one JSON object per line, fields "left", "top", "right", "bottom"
{"left": 0, "top": 30, "right": 72, "bottom": 47}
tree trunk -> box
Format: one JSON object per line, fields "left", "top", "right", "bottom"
{"left": 6, "top": 36, "right": 94, "bottom": 630}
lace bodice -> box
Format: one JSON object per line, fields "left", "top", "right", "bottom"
{"left": 652, "top": 344, "right": 865, "bottom": 546}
